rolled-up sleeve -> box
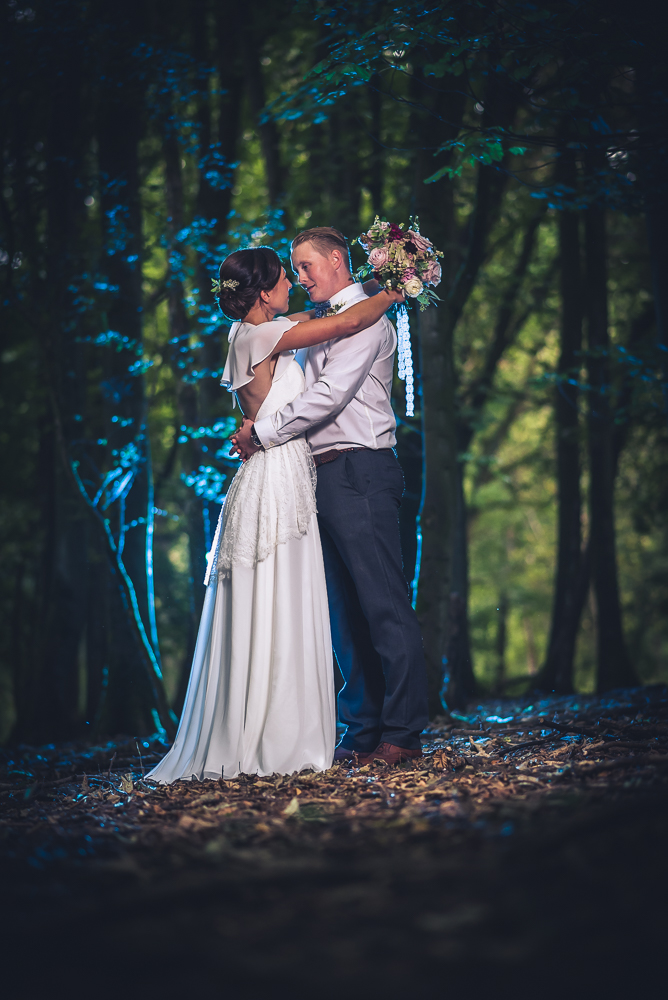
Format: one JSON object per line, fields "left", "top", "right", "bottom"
{"left": 254, "top": 322, "right": 387, "bottom": 449}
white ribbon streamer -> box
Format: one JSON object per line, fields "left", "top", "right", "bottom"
{"left": 396, "top": 304, "right": 415, "bottom": 417}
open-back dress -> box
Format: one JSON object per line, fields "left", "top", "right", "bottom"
{"left": 147, "top": 317, "right": 335, "bottom": 781}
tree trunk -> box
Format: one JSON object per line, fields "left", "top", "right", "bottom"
{"left": 409, "top": 71, "right": 465, "bottom": 715}
{"left": 86, "top": 534, "right": 111, "bottom": 731}
{"left": 161, "top": 114, "right": 211, "bottom": 713}
{"left": 445, "top": 465, "right": 476, "bottom": 705}
{"left": 239, "top": 8, "right": 285, "bottom": 209}
{"left": 538, "top": 149, "right": 587, "bottom": 693}
{"left": 411, "top": 68, "right": 516, "bottom": 713}
{"left": 415, "top": 303, "right": 459, "bottom": 716}
{"left": 14, "top": 46, "right": 89, "bottom": 742}
{"left": 493, "top": 591, "right": 509, "bottom": 695}
{"left": 195, "top": 0, "right": 243, "bottom": 417}
{"left": 636, "top": 61, "right": 668, "bottom": 422}
{"left": 95, "top": 1, "right": 173, "bottom": 734}
{"left": 368, "top": 77, "right": 383, "bottom": 217}
{"left": 644, "top": 195, "right": 668, "bottom": 422}
{"left": 583, "top": 179, "right": 638, "bottom": 691}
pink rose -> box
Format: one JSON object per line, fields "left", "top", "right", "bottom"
{"left": 407, "top": 230, "right": 433, "bottom": 252}
{"left": 423, "top": 260, "right": 442, "bottom": 286}
{"left": 368, "top": 246, "right": 389, "bottom": 268}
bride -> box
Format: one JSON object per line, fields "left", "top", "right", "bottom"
{"left": 148, "top": 246, "right": 403, "bottom": 781}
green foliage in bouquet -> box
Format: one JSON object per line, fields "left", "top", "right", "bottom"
{"left": 353, "top": 217, "right": 443, "bottom": 312}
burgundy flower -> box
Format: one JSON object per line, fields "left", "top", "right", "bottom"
{"left": 388, "top": 223, "right": 405, "bottom": 242}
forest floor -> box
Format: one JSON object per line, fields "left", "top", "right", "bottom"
{"left": 2, "top": 686, "right": 667, "bottom": 998}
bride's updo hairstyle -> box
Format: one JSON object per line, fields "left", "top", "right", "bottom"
{"left": 214, "top": 246, "right": 283, "bottom": 321}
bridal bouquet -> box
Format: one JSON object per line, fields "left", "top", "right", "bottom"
{"left": 354, "top": 216, "right": 442, "bottom": 312}
{"left": 354, "top": 217, "right": 442, "bottom": 417}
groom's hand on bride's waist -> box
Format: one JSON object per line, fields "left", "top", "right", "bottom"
{"left": 229, "top": 418, "right": 262, "bottom": 461}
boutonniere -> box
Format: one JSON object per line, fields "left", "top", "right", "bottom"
{"left": 326, "top": 303, "right": 344, "bottom": 317}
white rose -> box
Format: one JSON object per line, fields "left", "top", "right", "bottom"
{"left": 403, "top": 277, "right": 423, "bottom": 297}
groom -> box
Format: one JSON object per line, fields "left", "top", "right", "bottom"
{"left": 232, "top": 226, "right": 427, "bottom": 765}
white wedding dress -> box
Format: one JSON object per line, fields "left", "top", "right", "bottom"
{"left": 148, "top": 353, "right": 336, "bottom": 782}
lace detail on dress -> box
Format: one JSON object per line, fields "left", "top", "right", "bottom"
{"left": 205, "top": 359, "right": 317, "bottom": 580}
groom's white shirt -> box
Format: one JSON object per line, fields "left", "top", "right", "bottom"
{"left": 253, "top": 282, "right": 397, "bottom": 455}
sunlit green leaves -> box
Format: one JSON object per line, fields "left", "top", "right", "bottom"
{"left": 425, "top": 131, "right": 527, "bottom": 183}
{"left": 312, "top": 60, "right": 373, "bottom": 84}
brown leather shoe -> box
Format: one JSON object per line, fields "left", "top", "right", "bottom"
{"left": 357, "top": 742, "right": 423, "bottom": 766}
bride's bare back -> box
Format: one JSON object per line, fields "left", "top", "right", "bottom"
{"left": 236, "top": 353, "right": 279, "bottom": 420}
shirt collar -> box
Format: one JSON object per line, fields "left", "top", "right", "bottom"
{"left": 328, "top": 281, "right": 365, "bottom": 309}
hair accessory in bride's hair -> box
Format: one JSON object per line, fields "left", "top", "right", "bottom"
{"left": 212, "top": 278, "right": 240, "bottom": 295}
{"left": 214, "top": 247, "right": 282, "bottom": 321}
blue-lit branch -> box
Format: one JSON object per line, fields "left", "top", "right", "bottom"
{"left": 70, "top": 456, "right": 177, "bottom": 737}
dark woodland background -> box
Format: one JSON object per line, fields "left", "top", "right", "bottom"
{"left": 1, "top": 0, "right": 667, "bottom": 746}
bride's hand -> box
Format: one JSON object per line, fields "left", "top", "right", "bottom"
{"left": 383, "top": 286, "right": 406, "bottom": 305}
{"left": 228, "top": 417, "right": 244, "bottom": 458}
{"left": 362, "top": 279, "right": 404, "bottom": 307}
{"left": 229, "top": 417, "right": 260, "bottom": 462}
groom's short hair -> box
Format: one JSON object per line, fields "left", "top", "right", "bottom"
{"left": 291, "top": 227, "right": 351, "bottom": 272}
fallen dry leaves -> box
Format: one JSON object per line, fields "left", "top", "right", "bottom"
{"left": 1, "top": 687, "right": 668, "bottom": 997}
{"left": 1, "top": 685, "right": 667, "bottom": 863}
